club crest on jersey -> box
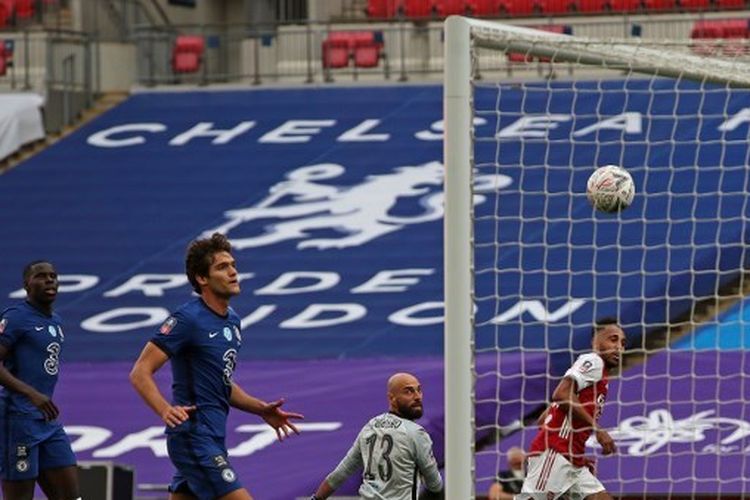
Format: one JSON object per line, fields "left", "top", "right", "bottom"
{"left": 578, "top": 360, "right": 593, "bottom": 373}
{"left": 0, "top": 318, "right": 6, "bottom": 334}
{"left": 221, "top": 468, "right": 236, "bottom": 483}
{"left": 48, "top": 325, "right": 57, "bottom": 337}
{"left": 160, "top": 317, "right": 177, "bottom": 335}
{"left": 223, "top": 327, "right": 232, "bottom": 342}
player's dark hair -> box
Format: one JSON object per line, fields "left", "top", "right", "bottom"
{"left": 23, "top": 260, "right": 51, "bottom": 285}
{"left": 185, "top": 233, "right": 233, "bottom": 294}
{"left": 592, "top": 316, "right": 619, "bottom": 338}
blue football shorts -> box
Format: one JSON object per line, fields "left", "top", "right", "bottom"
{"left": 167, "top": 431, "right": 243, "bottom": 500}
{"left": 0, "top": 416, "right": 77, "bottom": 480}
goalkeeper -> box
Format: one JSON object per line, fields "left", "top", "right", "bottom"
{"left": 310, "top": 372, "right": 443, "bottom": 500}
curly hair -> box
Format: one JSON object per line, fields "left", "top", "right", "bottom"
{"left": 185, "top": 233, "right": 233, "bottom": 294}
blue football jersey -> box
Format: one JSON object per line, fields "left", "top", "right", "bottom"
{"left": 151, "top": 297, "right": 242, "bottom": 438}
{"left": 0, "top": 302, "right": 65, "bottom": 418}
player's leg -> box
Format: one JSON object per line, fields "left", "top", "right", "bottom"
{"left": 217, "top": 488, "right": 254, "bottom": 500}
{"left": 583, "top": 492, "right": 613, "bottom": 500}
{"left": 169, "top": 493, "right": 199, "bottom": 500}
{"left": 37, "top": 423, "right": 79, "bottom": 500}
{"left": 37, "top": 465, "right": 80, "bottom": 500}
{"left": 1, "top": 480, "right": 36, "bottom": 500}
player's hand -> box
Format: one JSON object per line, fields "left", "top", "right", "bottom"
{"left": 260, "top": 398, "right": 304, "bottom": 441}
{"left": 582, "top": 456, "right": 597, "bottom": 475}
{"left": 160, "top": 405, "right": 196, "bottom": 428}
{"left": 595, "top": 429, "right": 616, "bottom": 455}
{"left": 29, "top": 391, "right": 59, "bottom": 421}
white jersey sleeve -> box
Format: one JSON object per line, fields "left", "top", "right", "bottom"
{"left": 564, "top": 352, "right": 604, "bottom": 392}
{"left": 412, "top": 427, "right": 443, "bottom": 493}
{"left": 325, "top": 430, "right": 364, "bottom": 490}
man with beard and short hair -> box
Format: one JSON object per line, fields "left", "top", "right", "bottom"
{"left": 130, "top": 233, "right": 303, "bottom": 500}
{"left": 517, "top": 318, "right": 627, "bottom": 500}
{"left": 0, "top": 261, "right": 80, "bottom": 500}
{"left": 310, "top": 372, "right": 443, "bottom": 500}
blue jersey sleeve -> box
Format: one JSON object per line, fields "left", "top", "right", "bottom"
{"left": 0, "top": 309, "right": 24, "bottom": 350}
{"left": 150, "top": 311, "right": 193, "bottom": 357}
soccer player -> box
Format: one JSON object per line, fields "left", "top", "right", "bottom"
{"left": 0, "top": 261, "right": 80, "bottom": 500}
{"left": 129, "top": 233, "right": 303, "bottom": 500}
{"left": 310, "top": 372, "right": 443, "bottom": 500}
{"left": 517, "top": 318, "right": 626, "bottom": 500}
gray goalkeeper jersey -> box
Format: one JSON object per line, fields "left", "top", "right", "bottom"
{"left": 326, "top": 412, "right": 443, "bottom": 499}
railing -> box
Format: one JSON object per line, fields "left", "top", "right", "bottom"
{"left": 0, "top": 27, "right": 96, "bottom": 133}
{"left": 131, "top": 10, "right": 750, "bottom": 87}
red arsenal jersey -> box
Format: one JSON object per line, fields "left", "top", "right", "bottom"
{"left": 529, "top": 352, "right": 609, "bottom": 466}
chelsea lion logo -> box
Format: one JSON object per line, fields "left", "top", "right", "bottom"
{"left": 223, "top": 327, "right": 232, "bottom": 342}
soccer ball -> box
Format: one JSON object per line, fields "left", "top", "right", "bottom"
{"left": 586, "top": 165, "right": 635, "bottom": 213}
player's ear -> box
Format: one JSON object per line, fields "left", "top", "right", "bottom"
{"left": 195, "top": 274, "right": 209, "bottom": 287}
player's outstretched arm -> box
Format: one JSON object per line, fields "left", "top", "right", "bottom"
{"left": 312, "top": 438, "right": 364, "bottom": 500}
{"left": 0, "top": 344, "right": 59, "bottom": 420}
{"left": 229, "top": 383, "right": 304, "bottom": 440}
{"left": 129, "top": 341, "right": 195, "bottom": 428}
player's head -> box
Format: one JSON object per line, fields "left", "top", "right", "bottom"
{"left": 23, "top": 260, "right": 58, "bottom": 306}
{"left": 506, "top": 446, "right": 525, "bottom": 471}
{"left": 387, "top": 372, "right": 423, "bottom": 420}
{"left": 185, "top": 233, "right": 240, "bottom": 299}
{"left": 592, "top": 317, "right": 626, "bottom": 368}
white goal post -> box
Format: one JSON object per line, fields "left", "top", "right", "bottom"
{"left": 443, "top": 15, "right": 750, "bottom": 500}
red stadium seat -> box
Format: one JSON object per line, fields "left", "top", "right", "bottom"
{"left": 171, "top": 35, "right": 204, "bottom": 74}
{"left": 14, "top": 0, "right": 34, "bottom": 19}
{"left": 367, "top": 0, "right": 400, "bottom": 18}
{"left": 0, "top": 44, "right": 7, "bottom": 76}
{"left": 577, "top": 0, "right": 609, "bottom": 11}
{"left": 609, "top": 0, "right": 641, "bottom": 11}
{"left": 541, "top": 0, "right": 573, "bottom": 14}
{"left": 690, "top": 19, "right": 749, "bottom": 57}
{"left": 643, "top": 0, "right": 676, "bottom": 9}
{"left": 679, "top": 0, "right": 710, "bottom": 10}
{"left": 354, "top": 41, "right": 381, "bottom": 68}
{"left": 435, "top": 0, "right": 468, "bottom": 15}
{"left": 715, "top": 0, "right": 746, "bottom": 8}
{"left": 322, "top": 39, "right": 350, "bottom": 68}
{"left": 323, "top": 31, "right": 385, "bottom": 70}
{"left": 500, "top": 0, "right": 538, "bottom": 16}
{"left": 403, "top": 0, "right": 434, "bottom": 17}
{"left": 0, "top": 2, "right": 9, "bottom": 28}
{"left": 468, "top": 0, "right": 501, "bottom": 15}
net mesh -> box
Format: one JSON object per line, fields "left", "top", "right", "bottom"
{"left": 468, "top": 25, "right": 750, "bottom": 498}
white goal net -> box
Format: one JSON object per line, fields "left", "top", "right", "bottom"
{"left": 444, "top": 16, "right": 750, "bottom": 500}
